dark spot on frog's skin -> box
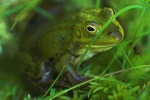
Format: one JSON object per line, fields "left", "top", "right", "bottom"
{"left": 60, "top": 35, "right": 65, "bottom": 42}
{"left": 55, "top": 53, "right": 58, "bottom": 56}
{"left": 48, "top": 57, "right": 55, "bottom": 65}
{"left": 48, "top": 57, "right": 54, "bottom": 61}
{"left": 74, "top": 54, "right": 79, "bottom": 58}
{"left": 116, "top": 25, "right": 120, "bottom": 30}
{"left": 44, "top": 60, "right": 53, "bottom": 68}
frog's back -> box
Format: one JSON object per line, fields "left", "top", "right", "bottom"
{"left": 34, "top": 19, "right": 76, "bottom": 60}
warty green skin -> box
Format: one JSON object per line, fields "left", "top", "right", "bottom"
{"left": 21, "top": 8, "right": 124, "bottom": 84}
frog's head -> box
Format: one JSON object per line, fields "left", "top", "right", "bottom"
{"left": 72, "top": 8, "right": 124, "bottom": 53}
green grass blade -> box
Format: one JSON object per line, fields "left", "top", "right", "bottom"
{"left": 34, "top": 6, "right": 55, "bottom": 20}
{"left": 0, "top": 4, "right": 26, "bottom": 19}
{"left": 96, "top": 0, "right": 101, "bottom": 8}
{"left": 11, "top": 0, "right": 41, "bottom": 30}
{"left": 0, "top": 40, "right": 2, "bottom": 55}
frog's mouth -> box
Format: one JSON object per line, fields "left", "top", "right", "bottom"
{"left": 76, "top": 44, "right": 117, "bottom": 62}
{"left": 89, "top": 44, "right": 117, "bottom": 52}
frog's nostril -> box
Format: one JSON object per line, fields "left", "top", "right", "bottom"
{"left": 107, "top": 31, "right": 120, "bottom": 40}
{"left": 116, "top": 25, "right": 120, "bottom": 29}
{"left": 107, "top": 31, "right": 113, "bottom": 35}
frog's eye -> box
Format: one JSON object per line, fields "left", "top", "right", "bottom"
{"left": 85, "top": 21, "right": 99, "bottom": 37}
{"left": 86, "top": 25, "right": 96, "bottom": 32}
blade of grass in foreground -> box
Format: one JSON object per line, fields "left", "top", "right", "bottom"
{"left": 11, "top": 0, "right": 41, "bottom": 30}
{"left": 95, "top": 0, "right": 101, "bottom": 8}
{"left": 34, "top": 6, "right": 55, "bottom": 20}
{"left": 0, "top": 4, "right": 26, "bottom": 19}
{"left": 77, "top": 5, "right": 145, "bottom": 70}
{"left": 0, "top": 40, "right": 2, "bottom": 55}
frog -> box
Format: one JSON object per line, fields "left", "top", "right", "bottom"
{"left": 20, "top": 7, "right": 124, "bottom": 87}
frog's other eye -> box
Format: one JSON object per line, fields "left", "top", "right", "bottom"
{"left": 101, "top": 8, "right": 115, "bottom": 18}
{"left": 112, "top": 9, "right": 116, "bottom": 15}
{"left": 85, "top": 21, "right": 99, "bottom": 37}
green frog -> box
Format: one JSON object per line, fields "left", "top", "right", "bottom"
{"left": 20, "top": 8, "right": 124, "bottom": 86}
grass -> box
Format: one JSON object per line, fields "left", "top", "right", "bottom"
{"left": 11, "top": 0, "right": 41, "bottom": 30}
{"left": 1, "top": 0, "right": 150, "bottom": 100}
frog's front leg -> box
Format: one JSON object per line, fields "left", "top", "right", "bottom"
{"left": 55, "top": 54, "right": 83, "bottom": 85}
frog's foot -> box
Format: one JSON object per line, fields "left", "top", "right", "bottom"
{"left": 58, "top": 71, "right": 92, "bottom": 89}
{"left": 65, "top": 64, "right": 84, "bottom": 85}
